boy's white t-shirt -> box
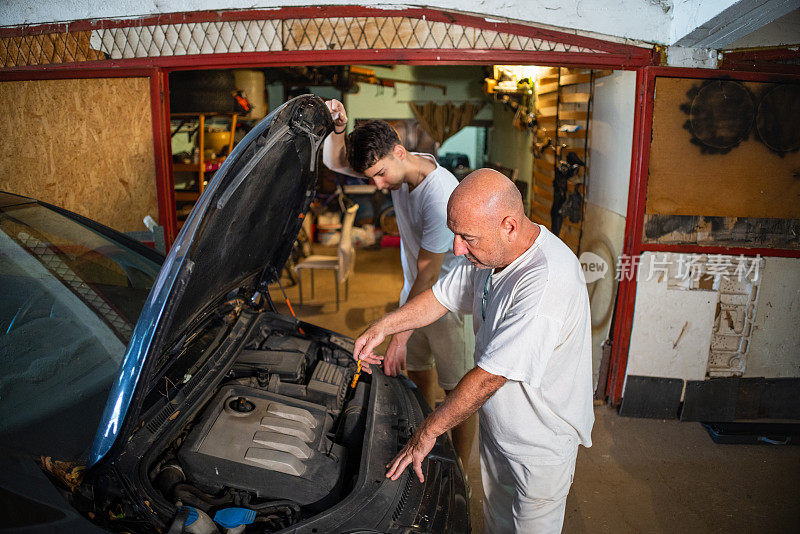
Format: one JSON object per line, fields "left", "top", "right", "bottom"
{"left": 432, "top": 225, "right": 594, "bottom": 464}
{"left": 391, "top": 153, "right": 459, "bottom": 305}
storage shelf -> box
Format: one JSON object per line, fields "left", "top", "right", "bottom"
{"left": 175, "top": 191, "right": 200, "bottom": 202}
{"left": 173, "top": 163, "right": 200, "bottom": 172}
{"left": 171, "top": 112, "right": 238, "bottom": 222}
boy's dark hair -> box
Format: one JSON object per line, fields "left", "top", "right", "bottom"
{"left": 347, "top": 120, "right": 401, "bottom": 173}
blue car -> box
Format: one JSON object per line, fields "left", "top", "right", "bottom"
{"left": 0, "top": 95, "right": 469, "bottom": 533}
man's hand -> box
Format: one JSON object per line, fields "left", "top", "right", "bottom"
{"left": 383, "top": 331, "right": 412, "bottom": 377}
{"left": 351, "top": 290, "right": 448, "bottom": 373}
{"left": 385, "top": 367, "right": 507, "bottom": 482}
{"left": 386, "top": 426, "right": 437, "bottom": 483}
{"left": 352, "top": 323, "right": 387, "bottom": 373}
{"left": 325, "top": 99, "right": 348, "bottom": 132}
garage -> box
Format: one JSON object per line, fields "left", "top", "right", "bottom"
{"left": 1, "top": 3, "right": 799, "bottom": 533}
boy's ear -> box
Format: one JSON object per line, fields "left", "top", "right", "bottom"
{"left": 393, "top": 144, "right": 406, "bottom": 160}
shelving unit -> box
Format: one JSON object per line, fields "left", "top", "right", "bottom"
{"left": 171, "top": 112, "right": 238, "bottom": 227}
{"left": 531, "top": 67, "right": 608, "bottom": 253}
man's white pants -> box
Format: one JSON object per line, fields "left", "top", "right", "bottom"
{"left": 480, "top": 434, "right": 577, "bottom": 533}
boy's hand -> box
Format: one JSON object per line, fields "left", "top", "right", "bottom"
{"left": 325, "top": 99, "right": 348, "bottom": 132}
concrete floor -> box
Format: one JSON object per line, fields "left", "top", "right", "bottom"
{"left": 271, "top": 245, "right": 800, "bottom": 533}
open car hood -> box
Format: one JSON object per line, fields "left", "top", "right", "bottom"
{"left": 88, "top": 95, "right": 332, "bottom": 466}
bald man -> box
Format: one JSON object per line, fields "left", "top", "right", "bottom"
{"left": 354, "top": 169, "right": 594, "bottom": 533}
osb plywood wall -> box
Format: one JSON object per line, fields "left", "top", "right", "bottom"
{"left": 647, "top": 77, "right": 800, "bottom": 220}
{"left": 0, "top": 77, "right": 157, "bottom": 232}
{"left": 644, "top": 77, "right": 800, "bottom": 249}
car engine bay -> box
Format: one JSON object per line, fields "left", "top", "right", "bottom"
{"left": 148, "top": 316, "right": 372, "bottom": 533}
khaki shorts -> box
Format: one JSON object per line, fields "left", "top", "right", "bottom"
{"left": 406, "top": 311, "right": 474, "bottom": 390}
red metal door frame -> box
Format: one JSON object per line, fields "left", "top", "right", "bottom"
{"left": 606, "top": 65, "right": 800, "bottom": 405}
{"left": 721, "top": 47, "right": 800, "bottom": 75}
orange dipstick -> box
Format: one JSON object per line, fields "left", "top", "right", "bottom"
{"left": 350, "top": 359, "right": 362, "bottom": 389}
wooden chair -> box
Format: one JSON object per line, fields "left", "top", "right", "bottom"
{"left": 295, "top": 204, "right": 358, "bottom": 312}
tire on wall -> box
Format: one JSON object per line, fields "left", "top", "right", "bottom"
{"left": 169, "top": 70, "right": 236, "bottom": 114}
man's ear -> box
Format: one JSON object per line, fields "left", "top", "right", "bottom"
{"left": 393, "top": 144, "right": 406, "bottom": 160}
{"left": 501, "top": 216, "right": 517, "bottom": 241}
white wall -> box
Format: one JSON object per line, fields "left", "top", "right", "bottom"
{"left": 580, "top": 69, "right": 637, "bottom": 386}
{"left": 2, "top": 0, "right": 672, "bottom": 44}
{"left": 625, "top": 253, "right": 800, "bottom": 384}
{"left": 344, "top": 65, "right": 490, "bottom": 124}
{"left": 746, "top": 257, "right": 800, "bottom": 378}
{"left": 489, "top": 102, "right": 534, "bottom": 189}
{"left": 626, "top": 252, "right": 719, "bottom": 383}
{"left": 587, "top": 70, "right": 635, "bottom": 218}
{"left": 440, "top": 126, "right": 484, "bottom": 169}
{"left": 581, "top": 202, "right": 626, "bottom": 386}
{"left": 669, "top": 0, "right": 740, "bottom": 45}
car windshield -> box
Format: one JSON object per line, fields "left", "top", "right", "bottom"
{"left": 0, "top": 201, "right": 161, "bottom": 461}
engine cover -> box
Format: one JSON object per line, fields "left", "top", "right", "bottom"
{"left": 179, "top": 385, "right": 345, "bottom": 506}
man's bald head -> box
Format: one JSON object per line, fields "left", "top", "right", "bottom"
{"left": 449, "top": 168, "right": 525, "bottom": 223}
{"left": 446, "top": 168, "right": 538, "bottom": 270}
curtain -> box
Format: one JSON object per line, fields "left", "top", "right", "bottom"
{"left": 409, "top": 101, "right": 484, "bottom": 145}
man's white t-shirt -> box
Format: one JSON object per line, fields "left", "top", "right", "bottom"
{"left": 392, "top": 154, "right": 459, "bottom": 305}
{"left": 432, "top": 225, "right": 594, "bottom": 464}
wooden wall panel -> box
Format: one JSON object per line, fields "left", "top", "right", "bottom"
{"left": 647, "top": 77, "right": 800, "bottom": 220}
{"left": 0, "top": 78, "right": 156, "bottom": 232}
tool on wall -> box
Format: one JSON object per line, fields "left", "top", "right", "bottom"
{"left": 550, "top": 147, "right": 585, "bottom": 236}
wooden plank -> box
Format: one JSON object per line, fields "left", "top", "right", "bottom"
{"left": 532, "top": 205, "right": 550, "bottom": 224}
{"left": 557, "top": 129, "right": 589, "bottom": 138}
{"left": 561, "top": 146, "right": 587, "bottom": 157}
{"left": 537, "top": 93, "right": 558, "bottom": 106}
{"left": 536, "top": 106, "right": 558, "bottom": 120}
{"left": 537, "top": 81, "right": 559, "bottom": 94}
{"left": 539, "top": 67, "right": 559, "bottom": 78}
{"left": 534, "top": 171, "right": 553, "bottom": 186}
{"left": 198, "top": 114, "right": 206, "bottom": 194}
{"left": 532, "top": 199, "right": 551, "bottom": 214}
{"left": 533, "top": 182, "right": 554, "bottom": 202}
{"left": 538, "top": 106, "right": 559, "bottom": 118}
{"left": 560, "top": 93, "right": 591, "bottom": 104}
{"left": 227, "top": 114, "right": 238, "bottom": 155}
{"left": 530, "top": 213, "right": 548, "bottom": 226}
{"left": 173, "top": 163, "right": 200, "bottom": 172}
{"left": 558, "top": 110, "right": 588, "bottom": 120}
{"left": 533, "top": 168, "right": 553, "bottom": 184}
{"left": 560, "top": 73, "right": 593, "bottom": 86}
{"left": 175, "top": 191, "right": 200, "bottom": 202}
{"left": 536, "top": 117, "right": 557, "bottom": 129}
{"left": 534, "top": 175, "right": 581, "bottom": 195}
{"left": 535, "top": 158, "right": 554, "bottom": 174}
